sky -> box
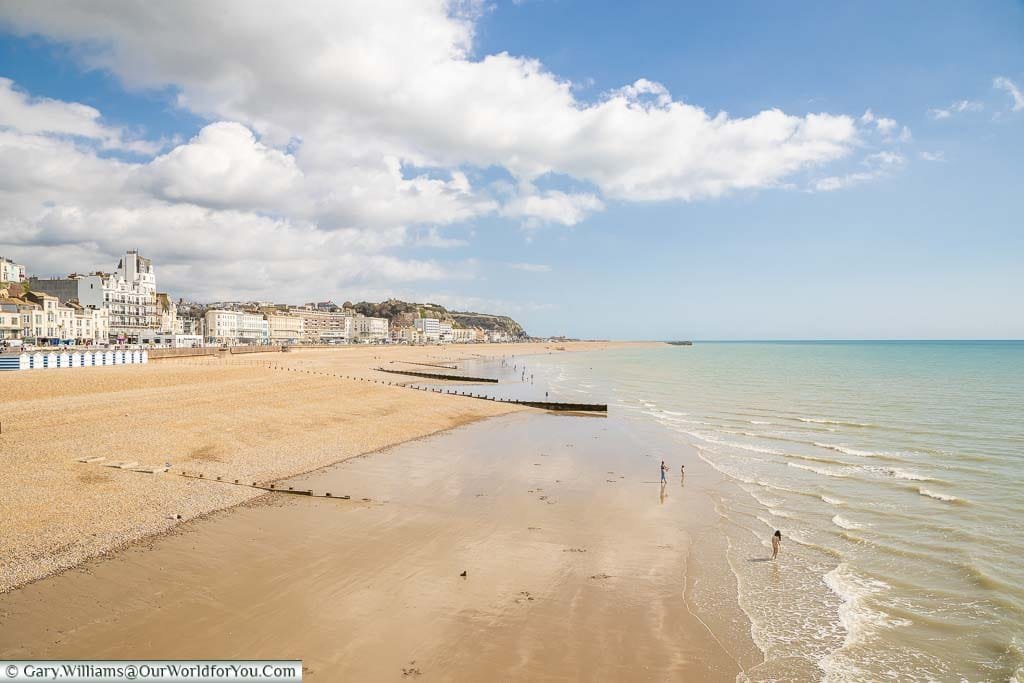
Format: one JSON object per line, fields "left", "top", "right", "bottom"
{"left": 0, "top": 1, "right": 1021, "bottom": 340}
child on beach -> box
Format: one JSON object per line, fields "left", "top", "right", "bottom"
{"left": 772, "top": 530, "right": 782, "bottom": 560}
{"left": 660, "top": 460, "right": 668, "bottom": 483}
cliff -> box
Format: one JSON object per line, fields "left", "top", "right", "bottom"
{"left": 350, "top": 299, "right": 528, "bottom": 337}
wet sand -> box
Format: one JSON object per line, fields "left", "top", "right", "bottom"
{"left": 0, "top": 409, "right": 759, "bottom": 679}
{"left": 0, "top": 341, "right": 638, "bottom": 592}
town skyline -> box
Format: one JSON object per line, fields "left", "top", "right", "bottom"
{"left": 1, "top": 250, "right": 529, "bottom": 347}
{"left": 0, "top": 2, "right": 1022, "bottom": 339}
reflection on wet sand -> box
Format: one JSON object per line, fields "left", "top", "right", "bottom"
{"left": 0, "top": 410, "right": 759, "bottom": 680}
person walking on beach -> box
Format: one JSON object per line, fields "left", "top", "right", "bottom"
{"left": 660, "top": 460, "right": 668, "bottom": 483}
{"left": 771, "top": 530, "right": 782, "bottom": 560}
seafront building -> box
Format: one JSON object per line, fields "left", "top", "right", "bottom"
{"left": 267, "top": 312, "right": 305, "bottom": 344}
{"left": 28, "top": 292, "right": 109, "bottom": 345}
{"left": 414, "top": 318, "right": 441, "bottom": 341}
{"left": 156, "top": 293, "right": 178, "bottom": 334}
{"left": 27, "top": 292, "right": 61, "bottom": 343}
{"left": 178, "top": 316, "right": 205, "bottom": 338}
{"left": 61, "top": 301, "right": 110, "bottom": 345}
{"left": 0, "top": 287, "right": 109, "bottom": 345}
{"left": 451, "top": 327, "right": 477, "bottom": 343}
{"left": 204, "top": 309, "right": 270, "bottom": 345}
{"left": 0, "top": 289, "right": 23, "bottom": 340}
{"left": 1, "top": 251, "right": 517, "bottom": 348}
{"left": 393, "top": 326, "right": 421, "bottom": 344}
{"left": 351, "top": 315, "right": 389, "bottom": 343}
{"left": 104, "top": 251, "right": 158, "bottom": 342}
{"left": 0, "top": 256, "right": 26, "bottom": 283}
{"left": 291, "top": 305, "right": 352, "bottom": 343}
{"left": 28, "top": 250, "right": 158, "bottom": 343}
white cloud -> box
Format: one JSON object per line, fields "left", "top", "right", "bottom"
{"left": 611, "top": 78, "right": 673, "bottom": 107}
{"left": 812, "top": 172, "right": 876, "bottom": 192}
{"left": 928, "top": 99, "right": 984, "bottom": 120}
{"left": 0, "top": 77, "right": 158, "bottom": 154}
{"left": 0, "top": 119, "right": 462, "bottom": 300}
{"left": 509, "top": 262, "right": 551, "bottom": 272}
{"left": 860, "top": 109, "right": 906, "bottom": 140}
{"left": 810, "top": 149, "right": 904, "bottom": 193}
{"left": 0, "top": 1, "right": 901, "bottom": 302}
{"left": 411, "top": 226, "right": 469, "bottom": 248}
{"left": 993, "top": 76, "right": 1024, "bottom": 112}
{"left": 919, "top": 151, "right": 945, "bottom": 162}
{"left": 865, "top": 151, "right": 905, "bottom": 166}
{"left": 141, "top": 122, "right": 302, "bottom": 209}
{"left": 501, "top": 188, "right": 603, "bottom": 228}
{"left": 0, "top": 1, "right": 862, "bottom": 205}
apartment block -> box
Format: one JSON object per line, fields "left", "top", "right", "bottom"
{"left": 291, "top": 306, "right": 352, "bottom": 343}
{"left": 451, "top": 327, "right": 477, "bottom": 343}
{"left": 413, "top": 318, "right": 441, "bottom": 341}
{"left": 0, "top": 256, "right": 26, "bottom": 283}
{"left": 0, "top": 289, "right": 21, "bottom": 340}
{"left": 29, "top": 250, "right": 158, "bottom": 343}
{"left": 351, "top": 315, "right": 389, "bottom": 343}
{"left": 267, "top": 312, "right": 305, "bottom": 344}
{"left": 204, "top": 309, "right": 269, "bottom": 345}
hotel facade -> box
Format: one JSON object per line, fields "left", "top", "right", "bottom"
{"left": 28, "top": 250, "right": 158, "bottom": 343}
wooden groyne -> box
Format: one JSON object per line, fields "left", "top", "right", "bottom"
{"left": 76, "top": 457, "right": 362, "bottom": 500}
{"left": 375, "top": 367, "right": 499, "bottom": 383}
{"left": 177, "top": 471, "right": 359, "bottom": 499}
{"left": 509, "top": 400, "right": 607, "bottom": 412}
{"left": 210, "top": 361, "right": 606, "bottom": 413}
{"left": 394, "top": 360, "right": 458, "bottom": 370}
{"left": 411, "top": 386, "right": 607, "bottom": 413}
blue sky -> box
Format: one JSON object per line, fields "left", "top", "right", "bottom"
{"left": 0, "top": 1, "right": 1021, "bottom": 339}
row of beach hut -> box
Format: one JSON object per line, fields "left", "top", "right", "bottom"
{"left": 0, "top": 350, "right": 149, "bottom": 371}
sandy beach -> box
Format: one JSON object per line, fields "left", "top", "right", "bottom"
{"left": 0, "top": 402, "right": 754, "bottom": 680}
{"left": 0, "top": 340, "right": 770, "bottom": 680}
{"left": 0, "top": 341, "right": 638, "bottom": 593}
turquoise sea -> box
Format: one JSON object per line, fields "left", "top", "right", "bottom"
{"left": 460, "top": 341, "right": 1024, "bottom": 681}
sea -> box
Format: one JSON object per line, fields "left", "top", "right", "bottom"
{"left": 453, "top": 341, "right": 1024, "bottom": 681}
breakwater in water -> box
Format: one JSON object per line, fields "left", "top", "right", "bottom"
{"left": 375, "top": 367, "right": 499, "bottom": 383}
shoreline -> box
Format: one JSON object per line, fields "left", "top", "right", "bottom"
{"left": 0, "top": 341, "right": 649, "bottom": 593}
{"left": 0, "top": 406, "right": 752, "bottom": 679}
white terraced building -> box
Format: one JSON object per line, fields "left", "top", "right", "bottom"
{"left": 29, "top": 250, "right": 159, "bottom": 343}
{"left": 352, "top": 315, "right": 389, "bottom": 342}
{"left": 105, "top": 251, "right": 157, "bottom": 341}
{"left": 0, "top": 256, "right": 26, "bottom": 283}
{"left": 266, "top": 312, "right": 305, "bottom": 344}
{"left": 204, "top": 309, "right": 270, "bottom": 345}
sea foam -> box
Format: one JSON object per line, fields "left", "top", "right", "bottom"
{"left": 799, "top": 417, "right": 877, "bottom": 428}
{"left": 831, "top": 515, "right": 863, "bottom": 530}
{"left": 918, "top": 488, "right": 962, "bottom": 503}
{"left": 823, "top": 565, "right": 910, "bottom": 641}
{"left": 788, "top": 462, "right": 849, "bottom": 478}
